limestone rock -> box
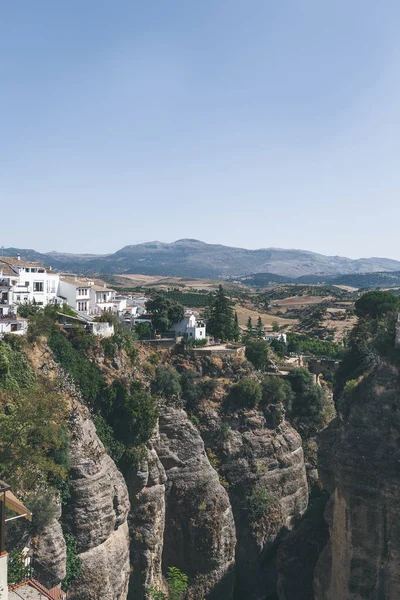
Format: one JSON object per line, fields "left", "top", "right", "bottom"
{"left": 314, "top": 362, "right": 400, "bottom": 600}
{"left": 154, "top": 407, "right": 237, "bottom": 600}
{"left": 65, "top": 409, "right": 131, "bottom": 600}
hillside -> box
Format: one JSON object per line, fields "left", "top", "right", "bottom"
{"left": 2, "top": 239, "right": 400, "bottom": 279}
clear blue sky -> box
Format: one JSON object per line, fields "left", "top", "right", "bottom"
{"left": 2, "top": 1, "right": 400, "bottom": 258}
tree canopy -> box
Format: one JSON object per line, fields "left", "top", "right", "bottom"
{"left": 146, "top": 294, "right": 184, "bottom": 333}
{"left": 207, "top": 285, "right": 234, "bottom": 342}
{"left": 355, "top": 291, "right": 400, "bottom": 319}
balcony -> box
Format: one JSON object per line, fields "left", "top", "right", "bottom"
{"left": 8, "top": 556, "right": 66, "bottom": 600}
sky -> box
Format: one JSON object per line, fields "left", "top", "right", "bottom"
{"left": 2, "top": 1, "right": 400, "bottom": 258}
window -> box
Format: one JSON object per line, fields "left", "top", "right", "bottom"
{"left": 25, "top": 281, "right": 29, "bottom": 287}
{"left": 17, "top": 296, "right": 20, "bottom": 301}
{"left": 33, "top": 281, "right": 44, "bottom": 292}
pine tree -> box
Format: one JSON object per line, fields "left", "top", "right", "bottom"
{"left": 232, "top": 311, "right": 240, "bottom": 341}
{"left": 207, "top": 285, "right": 234, "bottom": 342}
{"left": 256, "top": 315, "right": 264, "bottom": 339}
{"left": 246, "top": 316, "right": 253, "bottom": 337}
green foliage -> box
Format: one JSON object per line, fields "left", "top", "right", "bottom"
{"left": 232, "top": 312, "right": 241, "bottom": 341}
{"left": 103, "top": 380, "right": 159, "bottom": 447}
{"left": 245, "top": 339, "right": 270, "bottom": 370}
{"left": 246, "top": 316, "right": 253, "bottom": 337}
{"left": 68, "top": 327, "right": 97, "bottom": 352}
{"left": 7, "top": 551, "right": 30, "bottom": 585}
{"left": 135, "top": 322, "right": 151, "bottom": 339}
{"left": 0, "top": 386, "right": 69, "bottom": 490}
{"left": 207, "top": 285, "right": 234, "bottom": 342}
{"left": 287, "top": 368, "right": 328, "bottom": 436}
{"left": 94, "top": 414, "right": 126, "bottom": 464}
{"left": 184, "top": 337, "right": 208, "bottom": 348}
{"left": 261, "top": 376, "right": 293, "bottom": 412}
{"left": 0, "top": 339, "right": 35, "bottom": 390}
{"left": 157, "top": 289, "right": 211, "bottom": 308}
{"left": 248, "top": 486, "right": 273, "bottom": 523}
{"left": 287, "top": 333, "right": 343, "bottom": 359}
{"left": 63, "top": 534, "right": 83, "bottom": 591}
{"left": 256, "top": 316, "right": 264, "bottom": 339}
{"left": 355, "top": 290, "right": 400, "bottom": 319}
{"left": 48, "top": 328, "right": 105, "bottom": 405}
{"left": 180, "top": 370, "right": 200, "bottom": 411}
{"left": 146, "top": 294, "right": 184, "bottom": 334}
{"left": 229, "top": 377, "right": 262, "bottom": 408}
{"left": 151, "top": 366, "right": 182, "bottom": 402}
{"left": 272, "top": 320, "right": 280, "bottom": 332}
{"left": 148, "top": 566, "right": 189, "bottom": 600}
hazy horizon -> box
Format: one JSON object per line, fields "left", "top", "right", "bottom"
{"left": 2, "top": 2, "right": 400, "bottom": 258}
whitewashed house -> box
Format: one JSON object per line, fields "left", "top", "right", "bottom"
{"left": 0, "top": 303, "right": 27, "bottom": 338}
{"left": 58, "top": 276, "right": 94, "bottom": 315}
{"left": 0, "top": 256, "right": 60, "bottom": 306}
{"left": 264, "top": 332, "right": 287, "bottom": 344}
{"left": 170, "top": 313, "right": 206, "bottom": 340}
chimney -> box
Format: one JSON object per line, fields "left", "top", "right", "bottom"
{"left": 17, "top": 254, "right": 20, "bottom": 261}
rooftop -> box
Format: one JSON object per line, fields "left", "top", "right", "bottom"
{"left": 0, "top": 257, "right": 48, "bottom": 270}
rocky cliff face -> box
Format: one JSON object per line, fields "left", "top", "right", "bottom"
{"left": 65, "top": 408, "right": 131, "bottom": 600}
{"left": 127, "top": 406, "right": 237, "bottom": 600}
{"left": 199, "top": 407, "right": 309, "bottom": 600}
{"left": 314, "top": 361, "right": 400, "bottom": 600}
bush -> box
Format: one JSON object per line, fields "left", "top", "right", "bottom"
{"left": 151, "top": 366, "right": 182, "bottom": 402}
{"left": 229, "top": 378, "right": 262, "bottom": 408}
{"left": 248, "top": 486, "right": 273, "bottom": 522}
{"left": 261, "top": 376, "right": 293, "bottom": 412}
{"left": 180, "top": 370, "right": 200, "bottom": 411}
{"left": 63, "top": 534, "right": 83, "bottom": 591}
{"left": 148, "top": 566, "right": 189, "bottom": 600}
{"left": 287, "top": 368, "right": 328, "bottom": 436}
{"left": 48, "top": 328, "right": 105, "bottom": 405}
{"left": 245, "top": 340, "right": 270, "bottom": 370}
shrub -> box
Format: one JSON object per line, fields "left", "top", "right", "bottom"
{"left": 151, "top": 366, "right": 182, "bottom": 402}
{"left": 148, "top": 566, "right": 189, "bottom": 600}
{"left": 261, "top": 376, "right": 293, "bottom": 412}
{"left": 355, "top": 290, "right": 400, "bottom": 319}
{"left": 248, "top": 486, "right": 273, "bottom": 522}
{"left": 245, "top": 340, "right": 270, "bottom": 370}
{"left": 180, "top": 370, "right": 200, "bottom": 410}
{"left": 63, "top": 534, "right": 83, "bottom": 591}
{"left": 229, "top": 378, "right": 262, "bottom": 408}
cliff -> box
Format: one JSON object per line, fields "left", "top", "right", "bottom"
{"left": 314, "top": 361, "right": 400, "bottom": 599}
{"left": 127, "top": 406, "right": 237, "bottom": 600}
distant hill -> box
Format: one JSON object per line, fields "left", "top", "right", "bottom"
{"left": 2, "top": 239, "right": 400, "bottom": 281}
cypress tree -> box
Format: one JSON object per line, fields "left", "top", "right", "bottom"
{"left": 246, "top": 316, "right": 253, "bottom": 337}
{"left": 256, "top": 315, "right": 264, "bottom": 339}
{"left": 208, "top": 285, "right": 234, "bottom": 342}
{"left": 232, "top": 311, "right": 241, "bottom": 341}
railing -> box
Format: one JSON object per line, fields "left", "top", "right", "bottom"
{"left": 8, "top": 555, "right": 65, "bottom": 600}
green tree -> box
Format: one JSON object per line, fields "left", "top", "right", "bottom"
{"left": 151, "top": 366, "right": 182, "bottom": 402}
{"left": 287, "top": 368, "right": 327, "bottom": 435}
{"left": 146, "top": 295, "right": 184, "bottom": 334}
{"left": 246, "top": 316, "right": 253, "bottom": 337}
{"left": 135, "top": 322, "right": 151, "bottom": 339}
{"left": 256, "top": 316, "right": 264, "bottom": 339}
{"left": 232, "top": 312, "right": 241, "bottom": 342}
{"left": 229, "top": 377, "right": 262, "bottom": 408}
{"left": 149, "top": 567, "right": 189, "bottom": 600}
{"left": 261, "top": 376, "right": 293, "bottom": 412}
{"left": 62, "top": 534, "right": 83, "bottom": 591}
{"left": 207, "top": 285, "right": 234, "bottom": 342}
{"left": 355, "top": 291, "right": 400, "bottom": 319}
{"left": 245, "top": 340, "right": 270, "bottom": 370}
{"left": 272, "top": 320, "right": 280, "bottom": 332}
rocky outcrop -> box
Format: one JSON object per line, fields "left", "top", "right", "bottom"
{"left": 314, "top": 362, "right": 400, "bottom": 600}
{"left": 200, "top": 408, "right": 309, "bottom": 600}
{"left": 65, "top": 409, "right": 131, "bottom": 600}
{"left": 127, "top": 407, "right": 237, "bottom": 600}
{"left": 32, "top": 498, "right": 67, "bottom": 581}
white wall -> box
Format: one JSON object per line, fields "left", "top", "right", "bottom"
{"left": 0, "top": 553, "right": 8, "bottom": 600}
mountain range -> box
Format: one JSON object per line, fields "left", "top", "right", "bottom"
{"left": 2, "top": 239, "right": 400, "bottom": 280}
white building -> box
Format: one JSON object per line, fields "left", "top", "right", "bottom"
{"left": 58, "top": 276, "right": 94, "bottom": 315}
{"left": 0, "top": 256, "right": 60, "bottom": 307}
{"left": 264, "top": 332, "right": 287, "bottom": 344}
{"left": 0, "top": 303, "right": 27, "bottom": 338}
{"left": 170, "top": 313, "right": 206, "bottom": 340}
